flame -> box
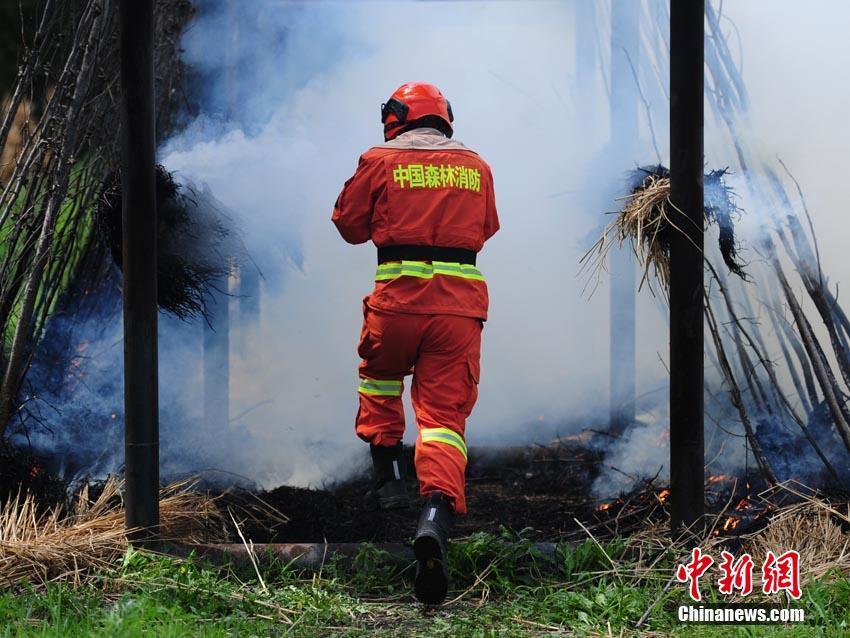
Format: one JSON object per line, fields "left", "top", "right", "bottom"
{"left": 734, "top": 498, "right": 751, "bottom": 511}
{"left": 707, "top": 474, "right": 729, "bottom": 484}
{"left": 658, "top": 488, "right": 670, "bottom": 503}
{"left": 595, "top": 502, "right": 613, "bottom": 512}
{"left": 722, "top": 515, "right": 739, "bottom": 531}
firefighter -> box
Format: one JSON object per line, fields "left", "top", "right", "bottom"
{"left": 332, "top": 82, "right": 499, "bottom": 604}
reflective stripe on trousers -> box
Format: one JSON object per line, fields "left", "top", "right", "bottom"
{"left": 420, "top": 426, "right": 468, "bottom": 460}
{"left": 354, "top": 307, "right": 482, "bottom": 515}
{"left": 358, "top": 378, "right": 403, "bottom": 396}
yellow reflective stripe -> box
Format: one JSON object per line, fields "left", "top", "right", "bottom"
{"left": 433, "top": 262, "right": 485, "bottom": 281}
{"left": 420, "top": 427, "right": 468, "bottom": 460}
{"left": 359, "top": 378, "right": 402, "bottom": 396}
{"left": 375, "top": 260, "right": 485, "bottom": 282}
{"left": 375, "top": 261, "right": 432, "bottom": 280}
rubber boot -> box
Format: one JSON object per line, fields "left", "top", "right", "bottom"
{"left": 413, "top": 492, "right": 453, "bottom": 605}
{"left": 363, "top": 442, "right": 409, "bottom": 511}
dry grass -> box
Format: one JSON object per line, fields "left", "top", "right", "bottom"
{"left": 0, "top": 98, "right": 34, "bottom": 186}
{"left": 581, "top": 174, "right": 680, "bottom": 297}
{"left": 740, "top": 485, "right": 850, "bottom": 585}
{"left": 0, "top": 476, "right": 225, "bottom": 589}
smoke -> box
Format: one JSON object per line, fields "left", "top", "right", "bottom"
{"left": 159, "top": 0, "right": 673, "bottom": 491}
{"left": 17, "top": 1, "right": 850, "bottom": 498}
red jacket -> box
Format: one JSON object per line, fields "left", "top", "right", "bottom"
{"left": 332, "top": 128, "right": 500, "bottom": 320}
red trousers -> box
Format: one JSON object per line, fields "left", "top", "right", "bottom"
{"left": 355, "top": 303, "right": 482, "bottom": 515}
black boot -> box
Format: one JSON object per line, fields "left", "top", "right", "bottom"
{"left": 413, "top": 492, "right": 453, "bottom": 605}
{"left": 363, "top": 442, "right": 409, "bottom": 511}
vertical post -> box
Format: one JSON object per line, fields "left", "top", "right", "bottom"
{"left": 574, "top": 0, "right": 598, "bottom": 131}
{"left": 609, "top": 0, "right": 639, "bottom": 434}
{"left": 224, "top": 0, "right": 261, "bottom": 345}
{"left": 120, "top": 0, "right": 159, "bottom": 541}
{"left": 203, "top": 275, "right": 230, "bottom": 434}
{"left": 669, "top": 0, "right": 705, "bottom": 533}
{"left": 238, "top": 266, "right": 260, "bottom": 334}
{"left": 203, "top": 0, "right": 234, "bottom": 431}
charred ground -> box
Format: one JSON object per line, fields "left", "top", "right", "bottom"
{"left": 225, "top": 440, "right": 602, "bottom": 543}
{"left": 221, "top": 434, "right": 790, "bottom": 544}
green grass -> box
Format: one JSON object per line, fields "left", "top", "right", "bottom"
{"left": 0, "top": 534, "right": 847, "bottom": 637}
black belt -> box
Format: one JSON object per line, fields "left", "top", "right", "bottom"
{"left": 377, "top": 245, "right": 477, "bottom": 265}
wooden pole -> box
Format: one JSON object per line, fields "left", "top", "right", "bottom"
{"left": 119, "top": 0, "right": 159, "bottom": 541}
{"left": 609, "top": 0, "right": 639, "bottom": 434}
{"left": 669, "top": 0, "right": 705, "bottom": 533}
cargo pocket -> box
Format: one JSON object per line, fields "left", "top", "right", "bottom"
{"left": 461, "top": 352, "right": 481, "bottom": 416}
{"left": 357, "top": 300, "right": 378, "bottom": 360}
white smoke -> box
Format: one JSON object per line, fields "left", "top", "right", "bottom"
{"left": 160, "top": 0, "right": 669, "bottom": 491}
{"left": 157, "top": 0, "right": 850, "bottom": 494}
{"left": 24, "top": 1, "right": 850, "bottom": 497}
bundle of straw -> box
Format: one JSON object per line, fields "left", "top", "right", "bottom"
{"left": 581, "top": 171, "right": 675, "bottom": 296}
{"left": 581, "top": 166, "right": 745, "bottom": 297}
{"left": 96, "top": 166, "right": 244, "bottom": 320}
{"left": 741, "top": 490, "right": 850, "bottom": 585}
{"left": 0, "top": 477, "right": 225, "bottom": 588}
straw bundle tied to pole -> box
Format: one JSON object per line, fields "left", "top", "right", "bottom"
{"left": 0, "top": 477, "right": 225, "bottom": 588}
{"left": 583, "top": 169, "right": 675, "bottom": 296}
{"left": 581, "top": 166, "right": 746, "bottom": 297}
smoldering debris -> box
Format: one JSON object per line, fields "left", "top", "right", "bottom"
{"left": 214, "top": 438, "right": 847, "bottom": 545}
{"left": 703, "top": 169, "right": 747, "bottom": 280}
{"left": 0, "top": 441, "right": 67, "bottom": 510}
{"left": 8, "top": 163, "right": 253, "bottom": 485}
{"left": 583, "top": 154, "right": 850, "bottom": 494}
{"left": 96, "top": 165, "right": 247, "bottom": 319}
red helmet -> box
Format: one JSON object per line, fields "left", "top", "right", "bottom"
{"left": 380, "top": 82, "right": 454, "bottom": 141}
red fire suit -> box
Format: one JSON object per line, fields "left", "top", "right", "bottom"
{"left": 332, "top": 128, "right": 499, "bottom": 514}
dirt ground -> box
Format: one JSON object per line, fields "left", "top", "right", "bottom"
{"left": 226, "top": 441, "right": 609, "bottom": 543}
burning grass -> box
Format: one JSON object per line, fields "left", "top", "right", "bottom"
{"left": 0, "top": 476, "right": 225, "bottom": 589}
